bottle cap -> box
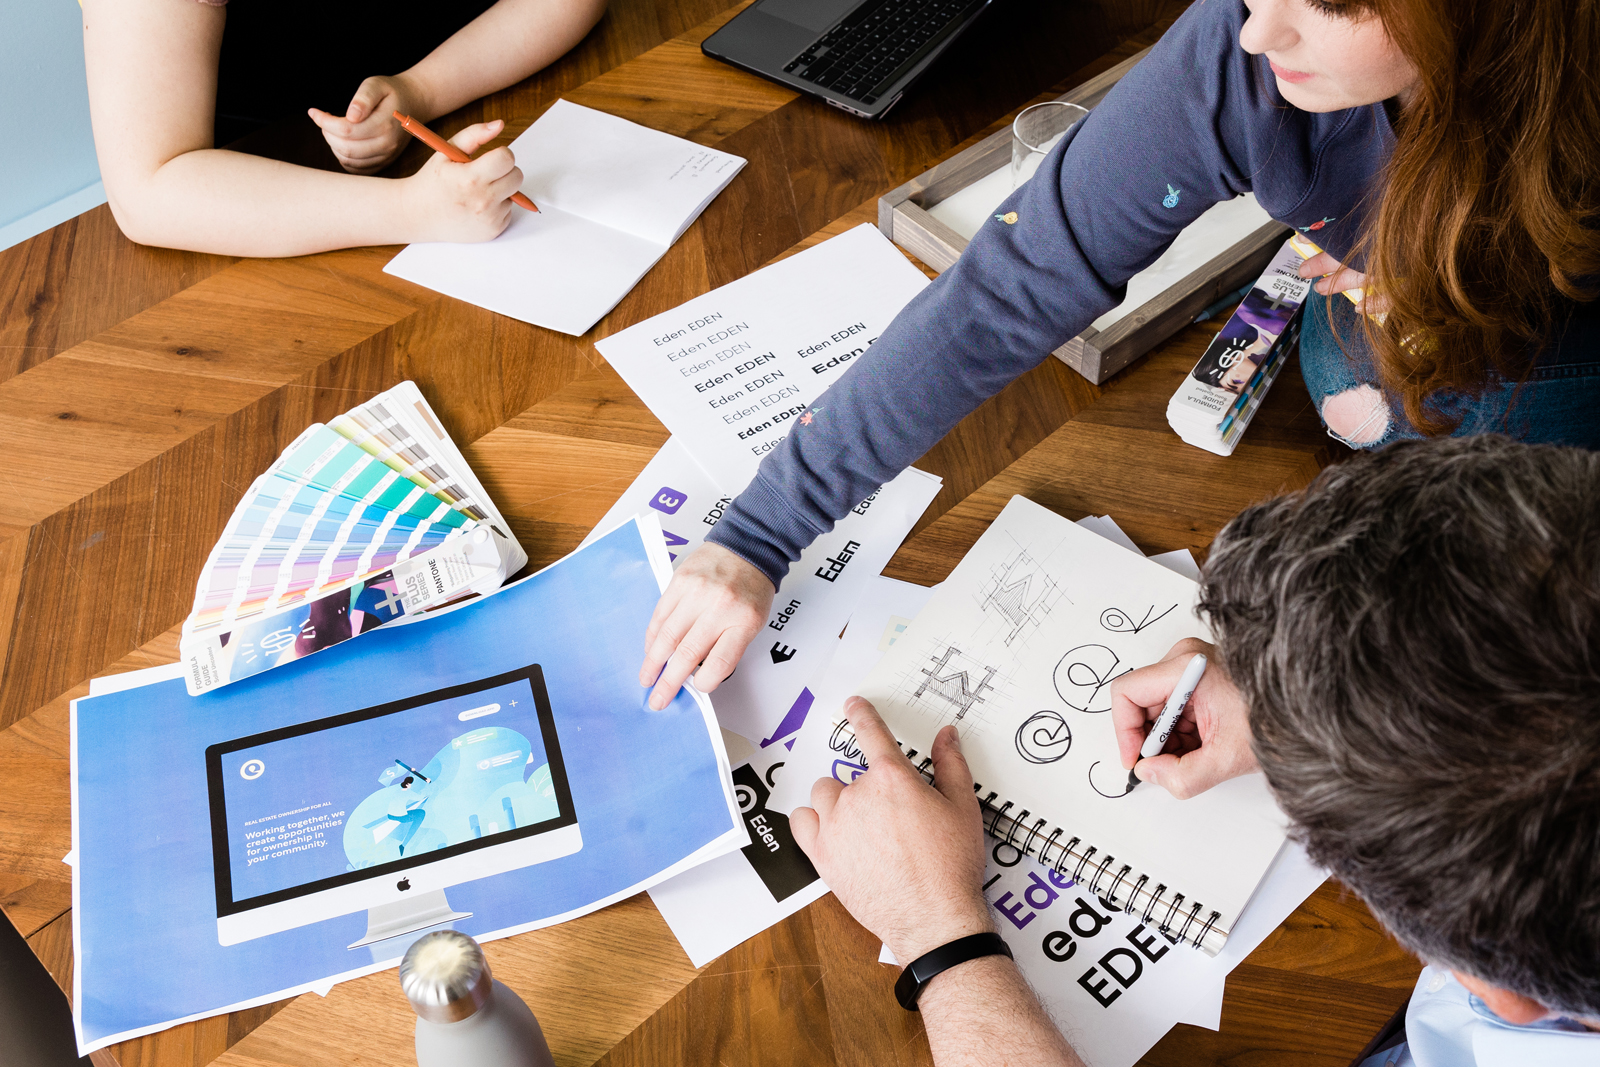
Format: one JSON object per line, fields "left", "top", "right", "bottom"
{"left": 400, "top": 930, "right": 495, "bottom": 1023}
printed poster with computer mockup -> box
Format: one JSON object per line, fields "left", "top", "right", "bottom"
{"left": 67, "top": 518, "right": 745, "bottom": 1054}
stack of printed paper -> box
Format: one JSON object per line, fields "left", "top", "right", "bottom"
{"left": 590, "top": 223, "right": 944, "bottom": 746}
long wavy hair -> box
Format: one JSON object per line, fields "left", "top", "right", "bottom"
{"left": 1340, "top": 0, "right": 1600, "bottom": 433}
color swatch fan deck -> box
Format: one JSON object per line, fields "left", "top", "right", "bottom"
{"left": 178, "top": 382, "right": 526, "bottom": 695}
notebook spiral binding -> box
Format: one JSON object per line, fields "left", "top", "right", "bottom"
{"left": 831, "top": 718, "right": 1227, "bottom": 956}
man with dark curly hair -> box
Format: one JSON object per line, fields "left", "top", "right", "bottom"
{"left": 793, "top": 436, "right": 1600, "bottom": 1067}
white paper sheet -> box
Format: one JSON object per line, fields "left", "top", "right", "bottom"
{"left": 768, "top": 574, "right": 940, "bottom": 814}
{"left": 873, "top": 837, "right": 1326, "bottom": 1063}
{"left": 649, "top": 731, "right": 833, "bottom": 968}
{"left": 769, "top": 520, "right": 1198, "bottom": 815}
{"left": 846, "top": 497, "right": 1287, "bottom": 934}
{"left": 928, "top": 184, "right": 1273, "bottom": 333}
{"left": 384, "top": 100, "right": 746, "bottom": 336}
{"left": 593, "top": 223, "right": 932, "bottom": 489}
{"left": 579, "top": 437, "right": 941, "bottom": 745}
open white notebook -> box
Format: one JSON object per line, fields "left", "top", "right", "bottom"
{"left": 840, "top": 495, "right": 1287, "bottom": 955}
{"left": 385, "top": 100, "right": 746, "bottom": 335}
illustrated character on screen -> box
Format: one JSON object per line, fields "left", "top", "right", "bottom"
{"left": 343, "top": 725, "right": 562, "bottom": 871}
{"left": 370, "top": 774, "right": 431, "bottom": 856}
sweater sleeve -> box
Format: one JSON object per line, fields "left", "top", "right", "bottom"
{"left": 707, "top": 0, "right": 1268, "bottom": 587}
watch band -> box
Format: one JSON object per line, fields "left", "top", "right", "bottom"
{"left": 893, "top": 932, "right": 1013, "bottom": 1011}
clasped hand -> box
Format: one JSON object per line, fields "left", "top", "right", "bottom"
{"left": 309, "top": 74, "right": 427, "bottom": 175}
{"left": 1109, "top": 638, "right": 1259, "bottom": 799}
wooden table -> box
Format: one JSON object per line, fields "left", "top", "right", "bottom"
{"left": 0, "top": 1, "right": 1423, "bottom": 1063}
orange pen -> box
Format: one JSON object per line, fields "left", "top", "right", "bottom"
{"left": 393, "top": 111, "right": 539, "bottom": 213}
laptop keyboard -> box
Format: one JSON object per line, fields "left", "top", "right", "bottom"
{"left": 783, "top": 0, "right": 980, "bottom": 106}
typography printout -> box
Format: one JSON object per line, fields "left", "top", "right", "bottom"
{"left": 580, "top": 437, "right": 941, "bottom": 745}
{"left": 593, "top": 223, "right": 931, "bottom": 489}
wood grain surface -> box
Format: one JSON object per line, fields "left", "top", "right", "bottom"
{"left": 0, "top": 0, "right": 1421, "bottom": 1064}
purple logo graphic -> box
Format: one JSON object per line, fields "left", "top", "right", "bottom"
{"left": 650, "top": 487, "right": 687, "bottom": 515}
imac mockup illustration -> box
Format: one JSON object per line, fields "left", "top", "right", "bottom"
{"left": 206, "top": 664, "right": 581, "bottom": 948}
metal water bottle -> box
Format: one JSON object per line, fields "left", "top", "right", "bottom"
{"left": 400, "top": 930, "right": 555, "bottom": 1067}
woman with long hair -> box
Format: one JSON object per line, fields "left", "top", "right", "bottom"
{"left": 637, "top": 0, "right": 1600, "bottom": 706}
{"left": 1290, "top": 0, "right": 1600, "bottom": 444}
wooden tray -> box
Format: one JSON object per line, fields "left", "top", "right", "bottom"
{"left": 877, "top": 50, "right": 1290, "bottom": 384}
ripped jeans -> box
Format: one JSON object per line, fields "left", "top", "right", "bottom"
{"left": 1297, "top": 292, "right": 1600, "bottom": 450}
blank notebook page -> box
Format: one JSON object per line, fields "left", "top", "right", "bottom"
{"left": 384, "top": 100, "right": 745, "bottom": 336}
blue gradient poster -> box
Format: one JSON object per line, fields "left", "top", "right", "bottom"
{"left": 69, "top": 519, "right": 742, "bottom": 1053}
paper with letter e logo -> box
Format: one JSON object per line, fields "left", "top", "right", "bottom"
{"left": 650, "top": 487, "right": 687, "bottom": 515}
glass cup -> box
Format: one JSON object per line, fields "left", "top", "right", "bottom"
{"left": 1011, "top": 101, "right": 1089, "bottom": 189}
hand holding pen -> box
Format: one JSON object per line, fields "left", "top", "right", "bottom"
{"left": 378, "top": 114, "right": 531, "bottom": 245}
{"left": 1109, "top": 639, "right": 1260, "bottom": 800}
{"left": 395, "top": 112, "right": 539, "bottom": 212}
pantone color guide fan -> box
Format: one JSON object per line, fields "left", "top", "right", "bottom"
{"left": 179, "top": 382, "right": 525, "bottom": 695}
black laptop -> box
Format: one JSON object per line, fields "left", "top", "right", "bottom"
{"left": 702, "top": 0, "right": 998, "bottom": 120}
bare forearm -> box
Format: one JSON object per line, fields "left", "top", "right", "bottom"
{"left": 405, "top": 0, "right": 609, "bottom": 119}
{"left": 113, "top": 150, "right": 410, "bottom": 257}
{"left": 918, "top": 956, "right": 1085, "bottom": 1067}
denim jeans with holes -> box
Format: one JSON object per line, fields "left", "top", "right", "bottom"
{"left": 1297, "top": 291, "right": 1600, "bottom": 450}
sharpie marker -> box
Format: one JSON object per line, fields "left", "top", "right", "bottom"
{"left": 1127, "top": 653, "right": 1207, "bottom": 791}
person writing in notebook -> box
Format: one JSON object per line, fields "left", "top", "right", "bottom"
{"left": 81, "top": 0, "right": 607, "bottom": 256}
{"left": 1107, "top": 435, "right": 1600, "bottom": 1066}
{"left": 638, "top": 0, "right": 1600, "bottom": 710}
{"left": 794, "top": 436, "right": 1600, "bottom": 1067}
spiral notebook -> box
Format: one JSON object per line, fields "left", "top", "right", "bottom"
{"left": 838, "top": 495, "right": 1287, "bottom": 955}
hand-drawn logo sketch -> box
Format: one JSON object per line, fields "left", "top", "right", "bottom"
{"left": 827, "top": 720, "right": 869, "bottom": 783}
{"left": 1088, "top": 760, "right": 1135, "bottom": 798}
{"left": 979, "top": 550, "right": 1062, "bottom": 646}
{"left": 1053, "top": 644, "right": 1128, "bottom": 714}
{"left": 1099, "top": 603, "right": 1178, "bottom": 635}
{"left": 1014, "top": 711, "right": 1072, "bottom": 764}
{"left": 914, "top": 645, "right": 998, "bottom": 721}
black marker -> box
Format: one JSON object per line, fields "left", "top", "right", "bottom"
{"left": 1128, "top": 653, "right": 1207, "bottom": 791}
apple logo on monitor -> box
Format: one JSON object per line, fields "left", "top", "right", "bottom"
{"left": 397, "top": 878, "right": 411, "bottom": 892}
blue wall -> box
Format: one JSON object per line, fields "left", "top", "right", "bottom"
{"left": 0, "top": 0, "right": 105, "bottom": 252}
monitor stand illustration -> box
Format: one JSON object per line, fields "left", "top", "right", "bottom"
{"left": 206, "top": 665, "right": 581, "bottom": 948}
{"left": 348, "top": 888, "right": 472, "bottom": 950}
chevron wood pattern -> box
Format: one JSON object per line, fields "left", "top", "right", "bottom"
{"left": 0, "top": 0, "right": 1422, "bottom": 1064}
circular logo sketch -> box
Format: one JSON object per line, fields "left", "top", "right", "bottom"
{"left": 239, "top": 758, "right": 265, "bottom": 780}
{"left": 735, "top": 782, "right": 759, "bottom": 813}
{"left": 1053, "top": 644, "right": 1125, "bottom": 713}
{"left": 1015, "top": 711, "right": 1073, "bottom": 764}
{"left": 1088, "top": 760, "right": 1135, "bottom": 799}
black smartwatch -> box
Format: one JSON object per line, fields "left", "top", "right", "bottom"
{"left": 893, "top": 932, "right": 1013, "bottom": 1011}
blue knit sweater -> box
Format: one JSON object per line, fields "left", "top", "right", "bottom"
{"left": 707, "top": 0, "right": 1396, "bottom": 587}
